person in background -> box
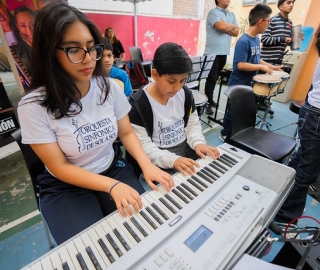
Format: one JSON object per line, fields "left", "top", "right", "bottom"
{"left": 102, "top": 38, "right": 133, "bottom": 97}
{"left": 275, "top": 25, "right": 320, "bottom": 226}
{"left": 129, "top": 42, "right": 220, "bottom": 185}
{"left": 260, "top": 0, "right": 295, "bottom": 113}
{"left": 105, "top": 26, "right": 125, "bottom": 61}
{"left": 17, "top": 1, "right": 173, "bottom": 245}
{"left": 261, "top": 0, "right": 295, "bottom": 65}
{"left": 0, "top": 1, "right": 21, "bottom": 46}
{"left": 11, "top": 6, "right": 36, "bottom": 75}
{"left": 203, "top": 0, "right": 239, "bottom": 115}
{"left": 219, "top": 3, "right": 282, "bottom": 141}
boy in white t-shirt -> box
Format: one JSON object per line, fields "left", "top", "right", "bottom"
{"left": 129, "top": 42, "right": 220, "bottom": 182}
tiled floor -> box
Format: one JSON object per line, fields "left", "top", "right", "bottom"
{"left": 0, "top": 73, "right": 319, "bottom": 269}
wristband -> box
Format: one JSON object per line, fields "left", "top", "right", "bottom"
{"left": 109, "top": 181, "right": 120, "bottom": 200}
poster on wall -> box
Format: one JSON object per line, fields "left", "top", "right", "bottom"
{"left": 242, "top": 0, "right": 277, "bottom": 6}
{"left": 0, "top": 0, "right": 59, "bottom": 91}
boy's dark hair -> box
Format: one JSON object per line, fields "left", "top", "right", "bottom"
{"left": 277, "top": 0, "right": 295, "bottom": 8}
{"left": 103, "top": 38, "right": 113, "bottom": 52}
{"left": 152, "top": 42, "right": 192, "bottom": 76}
{"left": 215, "top": 0, "right": 218, "bottom": 5}
{"left": 248, "top": 4, "right": 272, "bottom": 26}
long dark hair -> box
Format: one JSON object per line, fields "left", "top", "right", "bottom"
{"left": 28, "top": 1, "right": 109, "bottom": 119}
{"left": 315, "top": 25, "right": 320, "bottom": 56}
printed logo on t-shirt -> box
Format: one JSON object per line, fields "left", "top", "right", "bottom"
{"left": 158, "top": 120, "right": 185, "bottom": 147}
{"left": 251, "top": 46, "right": 260, "bottom": 56}
{"left": 72, "top": 117, "right": 117, "bottom": 152}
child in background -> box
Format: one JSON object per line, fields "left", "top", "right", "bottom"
{"left": 102, "top": 38, "right": 133, "bottom": 97}
{"left": 128, "top": 42, "right": 220, "bottom": 190}
{"left": 220, "top": 3, "right": 282, "bottom": 141}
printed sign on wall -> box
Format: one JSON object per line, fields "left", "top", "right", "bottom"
{"left": 242, "top": 0, "right": 277, "bottom": 6}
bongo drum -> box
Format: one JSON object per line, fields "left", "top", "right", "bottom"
{"left": 272, "top": 70, "right": 290, "bottom": 94}
{"left": 192, "top": 91, "right": 208, "bottom": 117}
{"left": 252, "top": 74, "right": 282, "bottom": 97}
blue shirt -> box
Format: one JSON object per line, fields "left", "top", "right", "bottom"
{"left": 204, "top": 7, "right": 238, "bottom": 55}
{"left": 229, "top": 33, "right": 261, "bottom": 87}
{"left": 109, "top": 66, "right": 133, "bottom": 97}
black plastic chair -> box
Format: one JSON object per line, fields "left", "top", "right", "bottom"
{"left": 224, "top": 85, "right": 296, "bottom": 163}
{"left": 129, "top": 46, "right": 152, "bottom": 77}
{"left": 11, "top": 128, "right": 55, "bottom": 248}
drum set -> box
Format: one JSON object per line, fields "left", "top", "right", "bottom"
{"left": 191, "top": 90, "right": 212, "bottom": 127}
{"left": 252, "top": 70, "right": 290, "bottom": 130}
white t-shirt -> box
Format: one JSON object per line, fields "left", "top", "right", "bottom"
{"left": 18, "top": 77, "right": 130, "bottom": 174}
{"left": 5, "top": 31, "right": 18, "bottom": 46}
{"left": 308, "top": 58, "right": 320, "bottom": 109}
{"left": 145, "top": 88, "right": 187, "bottom": 148}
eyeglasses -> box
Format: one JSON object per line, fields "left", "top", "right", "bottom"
{"left": 261, "top": 19, "right": 271, "bottom": 25}
{"left": 56, "top": 44, "right": 104, "bottom": 64}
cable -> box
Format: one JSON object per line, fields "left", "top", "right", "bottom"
{"left": 283, "top": 215, "right": 320, "bottom": 239}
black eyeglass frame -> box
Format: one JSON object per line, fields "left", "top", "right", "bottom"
{"left": 56, "top": 44, "right": 104, "bottom": 64}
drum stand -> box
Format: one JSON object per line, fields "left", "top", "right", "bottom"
{"left": 255, "top": 95, "right": 274, "bottom": 131}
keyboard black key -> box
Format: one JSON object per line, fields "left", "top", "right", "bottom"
{"left": 187, "top": 178, "right": 205, "bottom": 191}
{"left": 219, "top": 155, "right": 234, "bottom": 167}
{"left": 151, "top": 203, "right": 169, "bottom": 220}
{"left": 197, "top": 170, "right": 214, "bottom": 184}
{"left": 164, "top": 194, "right": 182, "bottom": 210}
{"left": 217, "top": 157, "right": 233, "bottom": 168}
{"left": 106, "top": 233, "right": 124, "bottom": 256}
{"left": 86, "top": 246, "right": 102, "bottom": 270}
{"left": 222, "top": 153, "right": 238, "bottom": 164}
{"left": 181, "top": 183, "right": 198, "bottom": 197}
{"left": 113, "top": 228, "right": 131, "bottom": 251}
{"left": 172, "top": 188, "right": 190, "bottom": 204}
{"left": 123, "top": 222, "right": 141, "bottom": 243}
{"left": 98, "top": 238, "right": 116, "bottom": 263}
{"left": 130, "top": 217, "right": 149, "bottom": 237}
{"left": 140, "top": 210, "right": 158, "bottom": 229}
{"left": 176, "top": 185, "right": 194, "bottom": 200}
{"left": 76, "top": 253, "right": 88, "bottom": 270}
{"left": 203, "top": 166, "right": 219, "bottom": 179}
{"left": 159, "top": 197, "right": 177, "bottom": 214}
{"left": 192, "top": 175, "right": 209, "bottom": 188}
{"left": 145, "top": 206, "right": 164, "bottom": 225}
{"left": 209, "top": 161, "right": 227, "bottom": 173}
{"left": 62, "top": 262, "right": 70, "bottom": 270}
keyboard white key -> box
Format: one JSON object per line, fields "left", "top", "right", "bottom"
{"left": 57, "top": 245, "right": 76, "bottom": 270}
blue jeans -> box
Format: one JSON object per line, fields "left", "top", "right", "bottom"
{"left": 276, "top": 101, "right": 320, "bottom": 223}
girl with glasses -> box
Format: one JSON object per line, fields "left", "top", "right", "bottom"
{"left": 17, "top": 1, "right": 173, "bottom": 245}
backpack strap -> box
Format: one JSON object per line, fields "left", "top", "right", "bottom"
{"left": 183, "top": 85, "right": 196, "bottom": 127}
{"left": 129, "top": 85, "right": 196, "bottom": 138}
{"left": 129, "top": 87, "right": 153, "bottom": 139}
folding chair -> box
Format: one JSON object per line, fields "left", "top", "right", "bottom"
{"left": 11, "top": 128, "right": 55, "bottom": 248}
{"left": 129, "top": 46, "right": 152, "bottom": 77}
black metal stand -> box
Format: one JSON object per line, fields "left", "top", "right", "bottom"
{"left": 207, "top": 69, "right": 232, "bottom": 126}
